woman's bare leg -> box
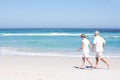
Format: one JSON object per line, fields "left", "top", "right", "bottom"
{"left": 80, "top": 57, "right": 85, "bottom": 69}
{"left": 86, "top": 58, "right": 94, "bottom": 69}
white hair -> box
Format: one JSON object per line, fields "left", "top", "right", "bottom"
{"left": 95, "top": 31, "right": 100, "bottom": 35}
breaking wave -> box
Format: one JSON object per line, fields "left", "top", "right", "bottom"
{"left": 0, "top": 33, "right": 93, "bottom": 36}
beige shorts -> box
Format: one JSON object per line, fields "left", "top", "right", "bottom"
{"left": 82, "top": 53, "right": 90, "bottom": 58}
{"left": 96, "top": 52, "right": 104, "bottom": 59}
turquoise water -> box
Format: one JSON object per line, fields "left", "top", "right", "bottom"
{"left": 0, "top": 28, "right": 120, "bottom": 58}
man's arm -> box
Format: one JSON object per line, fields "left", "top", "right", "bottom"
{"left": 103, "top": 43, "right": 105, "bottom": 48}
{"left": 102, "top": 37, "right": 106, "bottom": 48}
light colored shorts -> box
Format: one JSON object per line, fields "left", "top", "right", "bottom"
{"left": 82, "top": 52, "right": 90, "bottom": 58}
{"left": 96, "top": 52, "right": 104, "bottom": 59}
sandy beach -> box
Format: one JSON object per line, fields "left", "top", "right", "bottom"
{"left": 0, "top": 55, "right": 120, "bottom": 80}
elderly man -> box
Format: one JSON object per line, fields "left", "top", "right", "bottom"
{"left": 93, "top": 31, "right": 110, "bottom": 69}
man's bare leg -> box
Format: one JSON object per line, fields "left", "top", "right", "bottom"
{"left": 101, "top": 58, "right": 110, "bottom": 69}
{"left": 94, "top": 57, "right": 99, "bottom": 69}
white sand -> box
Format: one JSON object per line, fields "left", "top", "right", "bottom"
{"left": 0, "top": 55, "right": 120, "bottom": 80}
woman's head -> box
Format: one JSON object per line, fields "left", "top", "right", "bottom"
{"left": 81, "top": 34, "right": 86, "bottom": 38}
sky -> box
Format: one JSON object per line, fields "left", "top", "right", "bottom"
{"left": 0, "top": 0, "right": 120, "bottom": 28}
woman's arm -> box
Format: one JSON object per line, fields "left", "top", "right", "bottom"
{"left": 89, "top": 43, "right": 94, "bottom": 52}
{"left": 77, "top": 42, "right": 84, "bottom": 51}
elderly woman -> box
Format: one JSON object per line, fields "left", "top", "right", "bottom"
{"left": 78, "top": 34, "right": 94, "bottom": 69}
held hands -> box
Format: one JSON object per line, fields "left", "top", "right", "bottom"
{"left": 92, "top": 48, "right": 94, "bottom": 52}
{"left": 77, "top": 47, "right": 94, "bottom": 53}
{"left": 91, "top": 47, "right": 94, "bottom": 52}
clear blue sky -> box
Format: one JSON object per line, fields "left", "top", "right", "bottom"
{"left": 0, "top": 0, "right": 120, "bottom": 28}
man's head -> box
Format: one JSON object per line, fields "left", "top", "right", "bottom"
{"left": 94, "top": 31, "right": 100, "bottom": 36}
{"left": 81, "top": 34, "right": 86, "bottom": 38}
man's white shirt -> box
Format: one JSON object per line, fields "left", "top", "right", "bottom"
{"left": 93, "top": 35, "right": 106, "bottom": 52}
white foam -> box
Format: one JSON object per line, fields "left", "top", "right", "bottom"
{"left": 112, "top": 36, "right": 120, "bottom": 38}
{"left": 1, "top": 33, "right": 93, "bottom": 36}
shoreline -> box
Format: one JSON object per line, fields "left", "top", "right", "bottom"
{"left": 1, "top": 53, "right": 120, "bottom": 59}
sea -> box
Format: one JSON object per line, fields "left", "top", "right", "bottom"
{"left": 0, "top": 28, "right": 120, "bottom": 58}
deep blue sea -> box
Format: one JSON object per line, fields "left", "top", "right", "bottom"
{"left": 0, "top": 28, "right": 120, "bottom": 58}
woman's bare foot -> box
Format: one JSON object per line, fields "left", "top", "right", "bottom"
{"left": 80, "top": 67, "right": 85, "bottom": 69}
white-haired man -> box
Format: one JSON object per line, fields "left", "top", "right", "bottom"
{"left": 93, "top": 31, "right": 110, "bottom": 69}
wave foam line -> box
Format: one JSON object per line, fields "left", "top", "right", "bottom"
{"left": 2, "top": 33, "right": 120, "bottom": 38}
{"left": 111, "top": 36, "right": 120, "bottom": 38}
{"left": 1, "top": 33, "right": 93, "bottom": 36}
